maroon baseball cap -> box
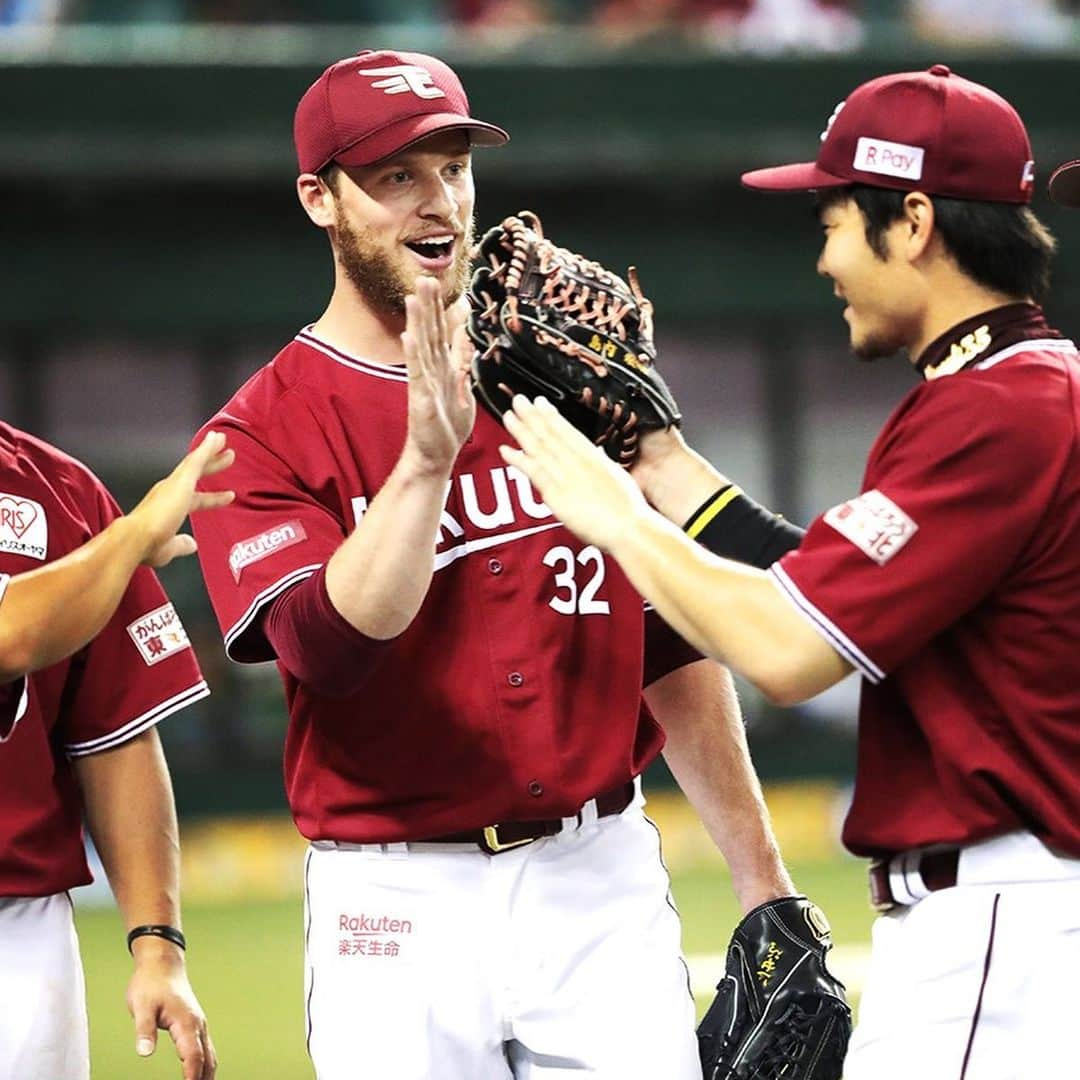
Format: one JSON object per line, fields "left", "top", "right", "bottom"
{"left": 294, "top": 49, "right": 509, "bottom": 174}
{"left": 1049, "top": 160, "right": 1080, "bottom": 207}
{"left": 742, "top": 64, "right": 1035, "bottom": 205}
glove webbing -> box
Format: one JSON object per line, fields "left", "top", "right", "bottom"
{"left": 484, "top": 213, "right": 654, "bottom": 367}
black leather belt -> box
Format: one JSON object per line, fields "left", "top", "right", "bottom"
{"left": 869, "top": 848, "right": 960, "bottom": 912}
{"left": 423, "top": 780, "right": 636, "bottom": 855}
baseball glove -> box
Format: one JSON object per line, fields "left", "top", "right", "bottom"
{"left": 466, "top": 211, "right": 681, "bottom": 466}
{"left": 698, "top": 895, "right": 852, "bottom": 1080}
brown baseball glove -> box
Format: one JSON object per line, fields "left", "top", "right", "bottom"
{"left": 466, "top": 211, "right": 680, "bottom": 466}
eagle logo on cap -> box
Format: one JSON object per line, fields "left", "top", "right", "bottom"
{"left": 358, "top": 64, "right": 446, "bottom": 101}
{"left": 821, "top": 100, "right": 845, "bottom": 142}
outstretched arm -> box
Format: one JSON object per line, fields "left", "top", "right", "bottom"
{"left": 0, "top": 432, "right": 234, "bottom": 683}
{"left": 501, "top": 397, "right": 850, "bottom": 704}
{"left": 75, "top": 728, "right": 216, "bottom": 1080}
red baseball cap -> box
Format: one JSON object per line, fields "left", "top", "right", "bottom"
{"left": 742, "top": 64, "right": 1035, "bottom": 205}
{"left": 1049, "top": 160, "right": 1080, "bottom": 207}
{"left": 294, "top": 49, "right": 509, "bottom": 174}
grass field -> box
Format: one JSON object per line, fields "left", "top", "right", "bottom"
{"left": 77, "top": 854, "right": 874, "bottom": 1079}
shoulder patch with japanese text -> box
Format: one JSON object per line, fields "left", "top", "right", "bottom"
{"left": 824, "top": 489, "right": 918, "bottom": 566}
{"left": 0, "top": 493, "right": 48, "bottom": 561}
{"left": 127, "top": 602, "right": 191, "bottom": 666}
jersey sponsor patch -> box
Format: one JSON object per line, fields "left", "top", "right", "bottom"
{"left": 229, "top": 521, "right": 307, "bottom": 582}
{"left": 127, "top": 602, "right": 191, "bottom": 666}
{"left": 0, "top": 493, "right": 47, "bottom": 561}
{"left": 824, "top": 489, "right": 918, "bottom": 566}
{"left": 853, "top": 136, "right": 924, "bottom": 182}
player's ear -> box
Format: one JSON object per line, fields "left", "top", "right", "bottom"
{"left": 901, "top": 191, "right": 935, "bottom": 262}
{"left": 297, "top": 172, "right": 337, "bottom": 229}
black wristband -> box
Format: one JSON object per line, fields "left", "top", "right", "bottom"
{"left": 683, "top": 485, "right": 805, "bottom": 569}
{"left": 127, "top": 924, "right": 186, "bottom": 954}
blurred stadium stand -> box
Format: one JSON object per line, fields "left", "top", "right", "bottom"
{"left": 2, "top": 7, "right": 1079, "bottom": 813}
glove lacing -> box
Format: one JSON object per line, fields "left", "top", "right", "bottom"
{"left": 485, "top": 213, "right": 654, "bottom": 367}
{"left": 708, "top": 999, "right": 848, "bottom": 1080}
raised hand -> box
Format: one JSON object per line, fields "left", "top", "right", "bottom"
{"left": 401, "top": 276, "right": 476, "bottom": 472}
{"left": 127, "top": 431, "right": 235, "bottom": 568}
{"left": 500, "top": 395, "right": 647, "bottom": 552}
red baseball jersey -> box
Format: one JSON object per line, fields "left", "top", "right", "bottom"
{"left": 772, "top": 305, "right": 1080, "bottom": 857}
{"left": 0, "top": 424, "right": 208, "bottom": 896}
{"left": 192, "top": 330, "right": 676, "bottom": 843}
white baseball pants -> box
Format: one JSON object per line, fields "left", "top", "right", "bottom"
{"left": 845, "top": 831, "right": 1080, "bottom": 1080}
{"left": 303, "top": 801, "right": 700, "bottom": 1079}
{"left": 0, "top": 892, "right": 89, "bottom": 1080}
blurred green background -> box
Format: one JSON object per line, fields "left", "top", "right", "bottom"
{"left": 3, "top": 1, "right": 1078, "bottom": 1074}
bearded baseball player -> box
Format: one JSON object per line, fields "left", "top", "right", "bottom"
{"left": 0, "top": 429, "right": 232, "bottom": 1080}
{"left": 187, "top": 49, "right": 813, "bottom": 1078}
{"left": 502, "top": 66, "right": 1080, "bottom": 1080}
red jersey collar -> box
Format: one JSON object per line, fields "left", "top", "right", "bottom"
{"left": 915, "top": 302, "right": 1061, "bottom": 381}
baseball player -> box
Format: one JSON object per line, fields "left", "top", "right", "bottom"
{"left": 0, "top": 428, "right": 232, "bottom": 1080}
{"left": 501, "top": 66, "right": 1080, "bottom": 1080}
{"left": 189, "top": 48, "right": 801, "bottom": 1079}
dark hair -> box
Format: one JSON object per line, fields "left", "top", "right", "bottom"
{"left": 317, "top": 162, "right": 342, "bottom": 193}
{"left": 815, "top": 185, "right": 1057, "bottom": 302}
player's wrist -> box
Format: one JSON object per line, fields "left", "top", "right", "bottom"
{"left": 632, "top": 431, "right": 725, "bottom": 523}
{"left": 606, "top": 501, "right": 663, "bottom": 563}
{"left": 398, "top": 438, "right": 458, "bottom": 481}
{"left": 113, "top": 507, "right": 161, "bottom": 566}
{"left": 129, "top": 935, "right": 187, "bottom": 967}
{"left": 128, "top": 923, "right": 186, "bottom": 961}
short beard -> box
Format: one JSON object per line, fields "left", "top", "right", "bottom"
{"left": 334, "top": 213, "right": 476, "bottom": 316}
{"left": 852, "top": 337, "right": 897, "bottom": 363}
{"left": 851, "top": 328, "right": 906, "bottom": 363}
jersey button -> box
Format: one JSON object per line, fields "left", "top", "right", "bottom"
{"left": 527, "top": 780, "right": 544, "bottom": 797}
{"left": 487, "top": 558, "right": 503, "bottom": 575}
{"left": 507, "top": 671, "right": 524, "bottom": 687}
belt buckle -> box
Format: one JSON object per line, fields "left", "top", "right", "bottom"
{"left": 482, "top": 824, "right": 534, "bottom": 854}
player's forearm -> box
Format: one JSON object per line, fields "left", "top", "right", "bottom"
{"left": 646, "top": 661, "right": 795, "bottom": 913}
{"left": 631, "top": 430, "right": 734, "bottom": 525}
{"left": 324, "top": 445, "right": 453, "bottom": 638}
{"left": 74, "top": 729, "right": 183, "bottom": 943}
{"left": 0, "top": 515, "right": 152, "bottom": 682}
{"left": 611, "top": 511, "right": 846, "bottom": 704}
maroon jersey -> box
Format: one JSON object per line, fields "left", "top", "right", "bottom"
{"left": 0, "top": 424, "right": 208, "bottom": 896}
{"left": 192, "top": 330, "right": 669, "bottom": 843}
{"left": 772, "top": 306, "right": 1080, "bottom": 857}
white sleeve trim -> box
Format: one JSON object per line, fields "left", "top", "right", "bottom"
{"left": 64, "top": 680, "right": 210, "bottom": 757}
{"left": 0, "top": 573, "right": 9, "bottom": 604}
{"left": 222, "top": 564, "right": 323, "bottom": 662}
{"left": 769, "top": 563, "right": 886, "bottom": 684}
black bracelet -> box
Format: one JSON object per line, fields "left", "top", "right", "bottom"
{"left": 127, "top": 924, "right": 186, "bottom": 954}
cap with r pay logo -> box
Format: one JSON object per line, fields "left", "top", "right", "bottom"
{"left": 742, "top": 65, "right": 1035, "bottom": 205}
